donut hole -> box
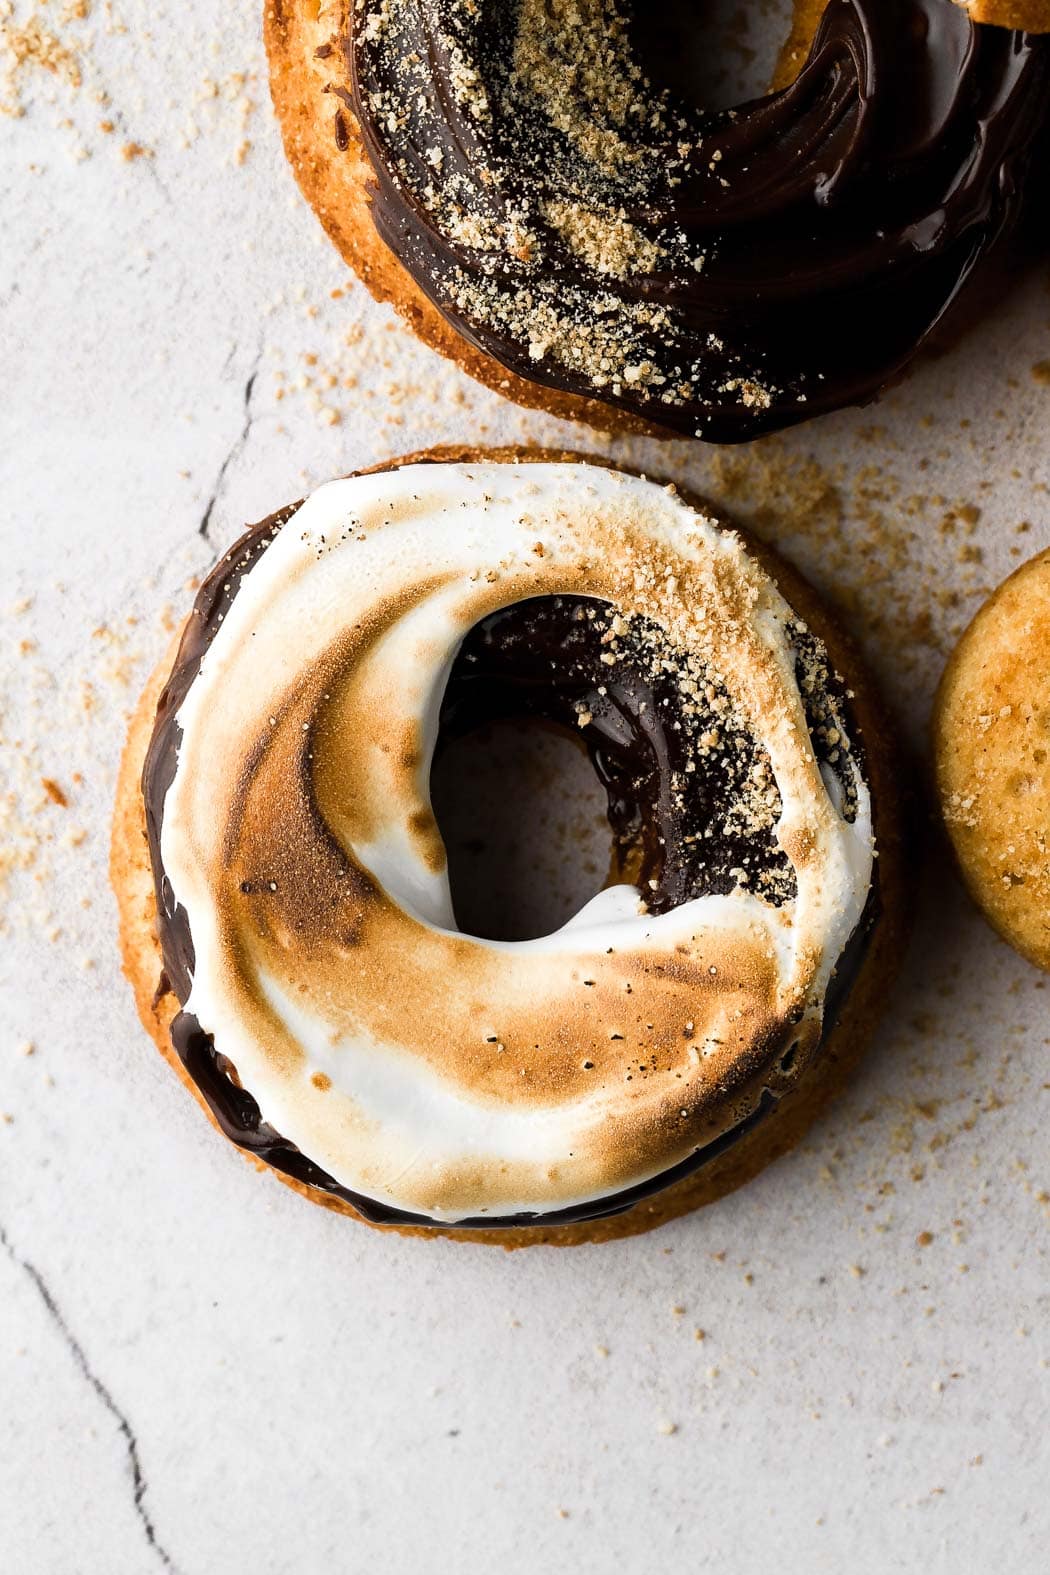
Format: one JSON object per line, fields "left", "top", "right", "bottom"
{"left": 429, "top": 717, "right": 612, "bottom": 942}
{"left": 631, "top": 0, "right": 794, "bottom": 112}
{"left": 430, "top": 591, "right": 803, "bottom": 935}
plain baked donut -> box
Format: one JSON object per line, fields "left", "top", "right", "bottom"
{"left": 934, "top": 548, "right": 1050, "bottom": 972}
{"left": 112, "top": 448, "right": 907, "bottom": 1244}
{"left": 265, "top": 0, "right": 1050, "bottom": 442}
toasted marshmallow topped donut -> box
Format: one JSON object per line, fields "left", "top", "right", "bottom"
{"left": 118, "top": 453, "right": 903, "bottom": 1240}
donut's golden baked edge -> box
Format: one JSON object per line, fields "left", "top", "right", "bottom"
{"left": 112, "top": 445, "right": 909, "bottom": 1246}
{"left": 959, "top": 1, "right": 1050, "bottom": 29}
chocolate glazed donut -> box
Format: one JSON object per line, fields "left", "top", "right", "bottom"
{"left": 333, "top": 0, "right": 1049, "bottom": 441}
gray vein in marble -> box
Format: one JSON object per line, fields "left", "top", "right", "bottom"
{"left": 198, "top": 351, "right": 262, "bottom": 544}
{"left": 0, "top": 1220, "right": 181, "bottom": 1574}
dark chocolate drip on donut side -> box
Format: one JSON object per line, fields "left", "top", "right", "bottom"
{"left": 142, "top": 504, "right": 300, "bottom": 1005}
{"left": 346, "top": 0, "right": 1050, "bottom": 441}
{"left": 142, "top": 498, "right": 879, "bottom": 1231}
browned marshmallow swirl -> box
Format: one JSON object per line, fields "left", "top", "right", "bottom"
{"left": 154, "top": 462, "right": 874, "bottom": 1224}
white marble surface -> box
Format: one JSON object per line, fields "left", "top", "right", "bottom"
{"left": 2, "top": 4, "right": 1050, "bottom": 1571}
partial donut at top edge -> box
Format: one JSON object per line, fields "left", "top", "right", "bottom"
{"left": 312, "top": 0, "right": 1050, "bottom": 442}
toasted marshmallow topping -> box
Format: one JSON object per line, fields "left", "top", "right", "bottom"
{"left": 160, "top": 461, "right": 874, "bottom": 1222}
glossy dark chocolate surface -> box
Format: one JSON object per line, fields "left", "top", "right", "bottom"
{"left": 142, "top": 486, "right": 878, "bottom": 1230}
{"left": 348, "top": 0, "right": 1049, "bottom": 441}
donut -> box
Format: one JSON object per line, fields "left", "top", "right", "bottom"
{"left": 934, "top": 548, "right": 1050, "bottom": 972}
{"left": 264, "top": 0, "right": 1050, "bottom": 443}
{"left": 112, "top": 449, "right": 906, "bottom": 1244}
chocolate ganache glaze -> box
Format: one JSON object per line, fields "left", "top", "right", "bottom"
{"left": 142, "top": 465, "right": 880, "bottom": 1230}
{"left": 345, "top": 0, "right": 1050, "bottom": 441}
